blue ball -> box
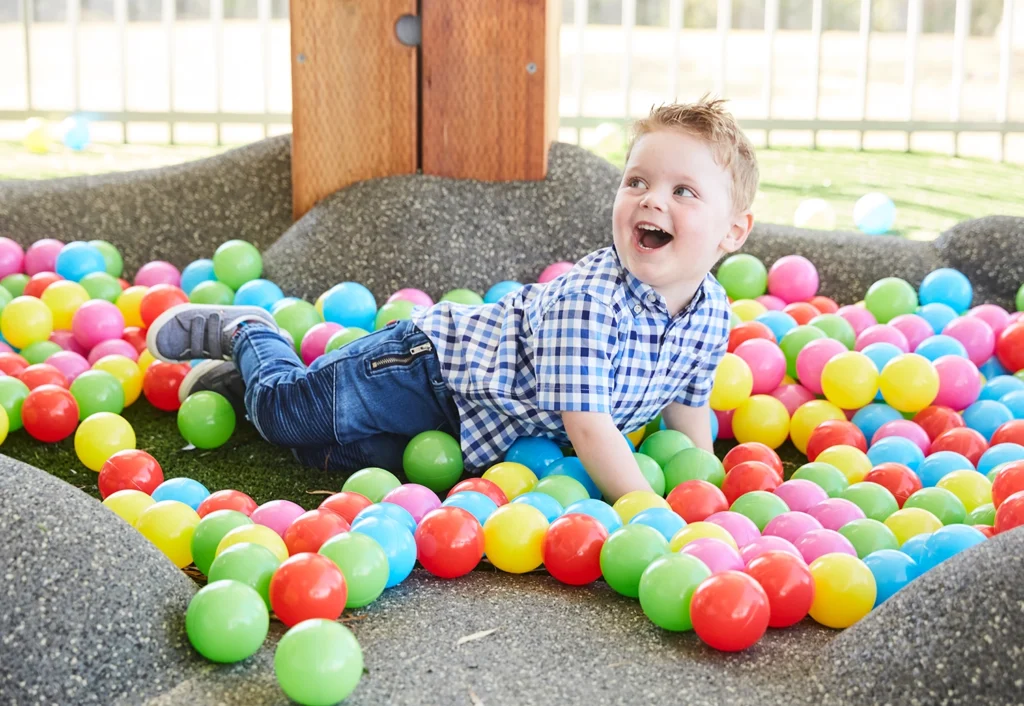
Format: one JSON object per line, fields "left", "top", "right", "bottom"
{"left": 755, "top": 310, "right": 798, "bottom": 343}
{"left": 852, "top": 403, "right": 904, "bottom": 444}
{"left": 621, "top": 433, "right": 636, "bottom": 452}
{"left": 54, "top": 241, "right": 106, "bottom": 282}
{"left": 180, "top": 259, "right": 217, "bottom": 295}
{"left": 917, "top": 524, "right": 987, "bottom": 574}
{"left": 483, "top": 281, "right": 524, "bottom": 304}
{"left": 563, "top": 498, "right": 623, "bottom": 534}
{"left": 442, "top": 490, "right": 498, "bottom": 525}
{"left": 864, "top": 549, "right": 917, "bottom": 605}
{"left": 512, "top": 492, "right": 563, "bottom": 523}
{"left": 351, "top": 515, "right": 416, "bottom": 588}
{"left": 505, "top": 436, "right": 564, "bottom": 477}
{"left": 918, "top": 268, "right": 973, "bottom": 312}
{"left": 353, "top": 501, "right": 417, "bottom": 535}
{"left": 915, "top": 335, "right": 968, "bottom": 361}
{"left": 963, "top": 400, "right": 1014, "bottom": 441}
{"left": 861, "top": 343, "right": 904, "bottom": 400}
{"left": 322, "top": 282, "right": 377, "bottom": 330}
{"left": 915, "top": 451, "right": 975, "bottom": 487}
{"left": 854, "top": 192, "right": 896, "bottom": 235}
{"left": 234, "top": 279, "right": 285, "bottom": 311}
{"left": 980, "top": 355, "right": 1009, "bottom": 379}
{"left": 916, "top": 303, "right": 960, "bottom": 335}
{"left": 867, "top": 436, "right": 925, "bottom": 471}
{"left": 977, "top": 443, "right": 1024, "bottom": 475}
{"left": 980, "top": 375, "right": 1024, "bottom": 402}
{"left": 544, "top": 457, "right": 601, "bottom": 499}
{"left": 151, "top": 477, "right": 210, "bottom": 511}
{"left": 709, "top": 407, "right": 719, "bottom": 442}
{"left": 1000, "top": 390, "right": 1024, "bottom": 420}
{"left": 899, "top": 533, "right": 932, "bottom": 564}
{"left": 629, "top": 507, "right": 686, "bottom": 541}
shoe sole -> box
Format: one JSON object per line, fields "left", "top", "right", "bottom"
{"left": 146, "top": 303, "right": 278, "bottom": 363}
{"left": 179, "top": 359, "right": 228, "bottom": 404}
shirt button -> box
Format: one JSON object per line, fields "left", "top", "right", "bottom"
{"left": 647, "top": 293, "right": 655, "bottom": 302}
{"left": 633, "top": 304, "right": 642, "bottom": 314}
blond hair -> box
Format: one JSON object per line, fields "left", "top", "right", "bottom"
{"left": 625, "top": 95, "right": 759, "bottom": 213}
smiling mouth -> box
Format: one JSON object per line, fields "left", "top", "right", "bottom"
{"left": 634, "top": 223, "right": 674, "bottom": 250}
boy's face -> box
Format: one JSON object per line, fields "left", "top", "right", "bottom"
{"left": 612, "top": 129, "right": 752, "bottom": 304}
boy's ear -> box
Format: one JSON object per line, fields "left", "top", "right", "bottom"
{"left": 720, "top": 210, "right": 754, "bottom": 253}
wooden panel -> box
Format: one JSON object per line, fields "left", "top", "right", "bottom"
{"left": 290, "top": 0, "right": 418, "bottom": 219}
{"left": 420, "top": 0, "right": 558, "bottom": 181}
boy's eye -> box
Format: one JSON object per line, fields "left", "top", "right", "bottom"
{"left": 675, "top": 186, "right": 695, "bottom": 198}
{"left": 627, "top": 177, "right": 646, "bottom": 188}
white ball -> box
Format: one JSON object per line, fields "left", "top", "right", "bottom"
{"left": 854, "top": 192, "right": 897, "bottom": 235}
{"left": 793, "top": 198, "right": 837, "bottom": 230}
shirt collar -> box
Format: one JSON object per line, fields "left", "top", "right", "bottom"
{"left": 612, "top": 245, "right": 708, "bottom": 319}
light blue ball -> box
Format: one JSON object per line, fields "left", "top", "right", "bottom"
{"left": 563, "top": 498, "right": 622, "bottom": 534}
{"left": 1000, "top": 390, "right": 1024, "bottom": 420}
{"left": 918, "top": 268, "right": 973, "bottom": 312}
{"left": 963, "top": 400, "right": 1014, "bottom": 441}
{"left": 867, "top": 436, "right": 925, "bottom": 471}
{"left": 899, "top": 532, "right": 932, "bottom": 564}
{"left": 915, "top": 335, "right": 968, "bottom": 361}
{"left": 512, "top": 492, "right": 563, "bottom": 523}
{"left": 977, "top": 443, "right": 1024, "bottom": 475}
{"left": 861, "top": 343, "right": 903, "bottom": 400}
{"left": 544, "top": 457, "right": 601, "bottom": 499}
{"left": 180, "top": 259, "right": 216, "bottom": 295}
{"left": 234, "top": 279, "right": 285, "bottom": 311}
{"left": 54, "top": 241, "right": 106, "bottom": 282}
{"left": 709, "top": 407, "right": 719, "bottom": 442}
{"left": 506, "top": 436, "right": 564, "bottom": 477}
{"left": 322, "top": 282, "right": 377, "bottom": 331}
{"left": 854, "top": 192, "right": 896, "bottom": 235}
{"left": 353, "top": 502, "right": 417, "bottom": 535}
{"left": 864, "top": 549, "right": 917, "bottom": 605}
{"left": 916, "top": 303, "right": 959, "bottom": 335}
{"left": 442, "top": 490, "right": 498, "bottom": 526}
{"left": 62, "top": 115, "right": 91, "bottom": 151}
{"left": 629, "top": 507, "right": 686, "bottom": 542}
{"left": 483, "top": 281, "right": 524, "bottom": 304}
{"left": 915, "top": 451, "right": 975, "bottom": 487}
{"left": 980, "top": 375, "right": 1024, "bottom": 402}
{"left": 151, "top": 477, "right": 210, "bottom": 511}
{"left": 980, "top": 355, "right": 1009, "bottom": 379}
{"left": 351, "top": 515, "right": 416, "bottom": 588}
{"left": 917, "top": 524, "right": 987, "bottom": 574}
{"left": 755, "top": 310, "right": 798, "bottom": 343}
{"left": 852, "top": 403, "right": 903, "bottom": 443}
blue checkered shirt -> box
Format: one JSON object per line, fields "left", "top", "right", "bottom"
{"left": 411, "top": 246, "right": 731, "bottom": 473}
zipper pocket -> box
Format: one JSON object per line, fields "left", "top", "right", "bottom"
{"left": 369, "top": 342, "right": 433, "bottom": 371}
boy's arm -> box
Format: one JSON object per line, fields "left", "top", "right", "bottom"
{"left": 661, "top": 401, "right": 714, "bottom": 453}
{"left": 563, "top": 410, "right": 653, "bottom": 502}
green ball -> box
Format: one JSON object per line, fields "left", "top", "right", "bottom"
{"left": 634, "top": 452, "right": 666, "bottom": 496}
{"left": 374, "top": 300, "right": 417, "bottom": 330}
{"left": 273, "top": 300, "right": 322, "bottom": 353}
{"left": 729, "top": 490, "right": 789, "bottom": 531}
{"left": 319, "top": 531, "right": 390, "bottom": 608}
{"left": 780, "top": 325, "right": 828, "bottom": 379}
{"left": 402, "top": 430, "right": 464, "bottom": 493}
{"left": 792, "top": 461, "right": 850, "bottom": 498}
{"left": 190, "top": 280, "right": 235, "bottom": 305}
{"left": 0, "top": 376, "right": 30, "bottom": 431}
{"left": 2, "top": 273, "right": 28, "bottom": 298}
{"left": 904, "top": 487, "right": 966, "bottom": 525}
{"left": 986, "top": 467, "right": 1000, "bottom": 484}
{"left": 186, "top": 580, "right": 269, "bottom": 663}
{"left": 208, "top": 542, "right": 281, "bottom": 610}
{"left": 440, "top": 289, "right": 484, "bottom": 306}
{"left": 639, "top": 430, "right": 694, "bottom": 469}
{"left": 178, "top": 391, "right": 236, "bottom": 449}
{"left": 838, "top": 518, "right": 899, "bottom": 558}
{"left": 663, "top": 447, "right": 725, "bottom": 491}
{"left": 79, "top": 272, "right": 123, "bottom": 302}
{"left": 0, "top": 285, "right": 11, "bottom": 311}
{"left": 715, "top": 253, "right": 768, "bottom": 301}
{"left": 190, "top": 510, "right": 253, "bottom": 576}
{"left": 644, "top": 415, "right": 663, "bottom": 439}
{"left": 810, "top": 313, "right": 856, "bottom": 350}
{"left": 70, "top": 370, "right": 125, "bottom": 420}
{"left": 325, "top": 327, "right": 369, "bottom": 354}
{"left": 1017, "top": 370, "right": 1024, "bottom": 384}
{"left": 213, "top": 240, "right": 262, "bottom": 290}
{"left": 21, "top": 340, "right": 62, "bottom": 365}
{"left": 1017, "top": 282, "right": 1024, "bottom": 313}
{"left": 841, "top": 482, "right": 899, "bottom": 522}
{"left": 638, "top": 553, "right": 711, "bottom": 631}
{"left": 534, "top": 475, "right": 590, "bottom": 508}
{"left": 864, "top": 277, "right": 918, "bottom": 324}
{"left": 88, "top": 240, "right": 124, "bottom": 277}
{"left": 966, "top": 502, "right": 995, "bottom": 526}
{"left": 599, "top": 524, "right": 669, "bottom": 598}
{"left": 342, "top": 467, "right": 402, "bottom": 503}
{"left": 275, "top": 619, "right": 364, "bottom": 706}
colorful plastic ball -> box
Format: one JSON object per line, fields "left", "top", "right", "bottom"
{"left": 512, "top": 492, "right": 564, "bottom": 523}
{"left": 319, "top": 491, "right": 373, "bottom": 525}
{"left": 838, "top": 304, "right": 878, "bottom": 337}
{"left": 447, "top": 478, "right": 509, "bottom": 508}
{"left": 729, "top": 321, "right": 777, "bottom": 352}
{"left": 20, "top": 341, "right": 61, "bottom": 366}
{"left": 505, "top": 436, "right": 564, "bottom": 477}
{"left": 918, "top": 302, "right": 960, "bottom": 335}
{"left": 141, "top": 361, "right": 188, "bottom": 411}
{"left": 412, "top": 506, "right": 484, "bottom": 579}
{"left": 186, "top": 280, "right": 234, "bottom": 306}
{"left": 251, "top": 499, "right": 306, "bottom": 538}
{"left": 790, "top": 399, "right": 846, "bottom": 454}
{"left": 134, "top": 261, "right": 181, "bottom": 288}
{"left": 69, "top": 369, "right": 125, "bottom": 420}
{"left": 637, "top": 554, "right": 710, "bottom": 632}
{"left": 807, "top": 553, "right": 876, "bottom": 628}
{"left": 320, "top": 282, "right": 376, "bottom": 331}
{"left": 20, "top": 384, "right": 77, "bottom": 442}
{"left": 1, "top": 296, "right": 53, "bottom": 350}
{"left": 540, "top": 512, "right": 606, "bottom": 586}
{"left": 943, "top": 316, "right": 995, "bottom": 367}
{"left": 914, "top": 450, "right": 974, "bottom": 488}
{"left": 189, "top": 510, "right": 254, "bottom": 576}
{"left": 442, "top": 490, "right": 499, "bottom": 526}
{"left": 0, "top": 376, "right": 29, "bottom": 432}
{"left": 930, "top": 427, "right": 989, "bottom": 466}
{"left": 102, "top": 488, "right": 155, "bottom": 526}
{"left": 728, "top": 491, "right": 790, "bottom": 533}
{"left": 841, "top": 481, "right": 899, "bottom": 523}
{"left": 863, "top": 463, "right": 922, "bottom": 508}
{"left": 996, "top": 322, "right": 1024, "bottom": 373}
{"left": 611, "top": 490, "right": 670, "bottom": 524}
{"left": 269, "top": 552, "right": 347, "bottom": 627}
{"left": 904, "top": 487, "right": 966, "bottom": 525}
{"left": 967, "top": 502, "right": 996, "bottom": 526}
{"left": 879, "top": 353, "right": 939, "bottom": 413}
{"left": 215, "top": 523, "right": 289, "bottom": 564}
{"left": 981, "top": 375, "right": 1024, "bottom": 402}
{"left": 98, "top": 449, "right": 163, "bottom": 499}
{"left": 209, "top": 240, "right": 261, "bottom": 290}
{"left": 114, "top": 285, "right": 146, "bottom": 328}
{"left": 730, "top": 394, "right": 790, "bottom": 449}
{"left": 763, "top": 510, "right": 823, "bottom": 545}
{"left": 838, "top": 517, "right": 899, "bottom": 558}
{"left": 890, "top": 314, "right": 936, "bottom": 353}
{"left": 995, "top": 490, "right": 1024, "bottom": 533}
{"left": 815, "top": 445, "right": 872, "bottom": 485}
{"left": 324, "top": 327, "right": 369, "bottom": 354}
{"left": 992, "top": 420, "right": 1024, "bottom": 447}
{"left": 856, "top": 325, "right": 910, "bottom": 354}
{"left": 917, "top": 524, "right": 986, "bottom": 574}
{"left": 633, "top": 453, "right": 666, "bottom": 497}
{"left": 716, "top": 254, "right": 768, "bottom": 301}
{"left": 740, "top": 535, "right": 803, "bottom": 565}
{"left": 1, "top": 273, "right": 29, "bottom": 298}
{"left": 779, "top": 325, "right": 827, "bottom": 381}
{"left": 152, "top": 477, "right": 211, "bottom": 511}
{"left": 86, "top": 339, "right": 138, "bottom": 366}
{"left": 177, "top": 390, "right": 235, "bottom": 449}
{"left": 135, "top": 500, "right": 201, "bottom": 567}
{"left": 78, "top": 272, "right": 122, "bottom": 303}
{"left": 679, "top": 537, "right": 744, "bottom": 575}
{"left": 728, "top": 340, "right": 783, "bottom": 396}
{"left": 74, "top": 411, "right": 135, "bottom": 471}
{"left": 773, "top": 479, "right": 829, "bottom": 514}
{"left": 273, "top": 299, "right": 323, "bottom": 353}
{"left": 968, "top": 304, "right": 1012, "bottom": 337}
{"left": 709, "top": 353, "right": 753, "bottom": 411}
{"left": 756, "top": 311, "right": 799, "bottom": 344}
{"left": 43, "top": 350, "right": 87, "bottom": 384}
{"left": 185, "top": 579, "right": 269, "bottom": 664}
{"left": 53, "top": 242, "right": 105, "bottom": 283}
{"left": 723, "top": 442, "right": 783, "bottom": 477}
{"left": 704, "top": 511, "right": 760, "bottom": 549}
{"left": 884, "top": 507, "right": 943, "bottom": 546}
{"left": 342, "top": 467, "right": 402, "bottom": 503}
{"left": 317, "top": 531, "right": 389, "bottom": 609}
{"left": 963, "top": 400, "right": 1014, "bottom": 442}
{"left": 274, "top": 619, "right": 363, "bottom": 706}
{"left": 0, "top": 238, "right": 24, "bottom": 280}
{"left": 791, "top": 462, "right": 850, "bottom": 498}
{"left": 402, "top": 430, "right": 464, "bottom": 493}
{"left": 806, "top": 420, "right": 867, "bottom": 462}
{"left": 720, "top": 461, "right": 780, "bottom": 505}
{"left": 23, "top": 239, "right": 61, "bottom": 275}
{"left": 373, "top": 300, "right": 418, "bottom": 330}
{"left": 865, "top": 279, "right": 918, "bottom": 326}
{"left": 599, "top": 524, "right": 669, "bottom": 598}
{"left": 931, "top": 355, "right": 982, "bottom": 411}
{"left": 39, "top": 280, "right": 88, "bottom": 331}
{"left": 198, "top": 489, "right": 258, "bottom": 518}
{"left": 744, "top": 550, "right": 815, "bottom": 628}
{"left": 284, "top": 509, "right": 350, "bottom": 556}
{"left": 767, "top": 255, "right": 818, "bottom": 304}
{"left": 820, "top": 351, "right": 879, "bottom": 409}
{"left": 916, "top": 334, "right": 969, "bottom": 362}
{"left": 863, "top": 549, "right": 916, "bottom": 606}
{"left": 69, "top": 299, "right": 122, "bottom": 351}
{"left": 481, "top": 461, "right": 538, "bottom": 501}
{"left": 384, "top": 288, "right": 432, "bottom": 308}
{"left": 481, "top": 503, "right": 548, "bottom": 574}
{"left": 853, "top": 192, "right": 896, "bottom": 234}
{"left": 18, "top": 363, "right": 68, "bottom": 390}
{"left": 629, "top": 507, "right": 686, "bottom": 542}
{"left": 992, "top": 460, "right": 1024, "bottom": 508}
{"left": 560, "top": 498, "right": 620, "bottom": 534}
{"left": 639, "top": 429, "right": 694, "bottom": 469}
{"left": 666, "top": 480, "right": 728, "bottom": 524}
{"left": 919, "top": 268, "right": 971, "bottom": 311}
{"left": 381, "top": 483, "right": 442, "bottom": 524}
{"left": 179, "top": 259, "right": 216, "bottom": 295}
{"left": 350, "top": 513, "right": 418, "bottom": 588}
{"left": 690, "top": 570, "right": 771, "bottom": 651}
{"left": 663, "top": 448, "right": 725, "bottom": 494}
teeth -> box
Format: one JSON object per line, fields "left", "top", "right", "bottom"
{"left": 638, "top": 224, "right": 659, "bottom": 231}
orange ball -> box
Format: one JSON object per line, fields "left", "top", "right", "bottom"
{"left": 783, "top": 302, "right": 822, "bottom": 325}
{"left": 139, "top": 284, "right": 190, "bottom": 328}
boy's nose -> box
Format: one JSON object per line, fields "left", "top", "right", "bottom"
{"left": 640, "top": 191, "right": 667, "bottom": 210}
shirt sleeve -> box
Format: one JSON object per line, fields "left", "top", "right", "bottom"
{"left": 674, "top": 317, "right": 730, "bottom": 408}
{"left": 532, "top": 293, "right": 617, "bottom": 413}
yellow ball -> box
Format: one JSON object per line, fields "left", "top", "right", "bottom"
{"left": 134, "top": 500, "right": 201, "bottom": 568}
{"left": 884, "top": 507, "right": 943, "bottom": 546}
{"left": 790, "top": 399, "right": 846, "bottom": 455}
{"left": 821, "top": 351, "right": 879, "bottom": 410}
{"left": 0, "top": 405, "right": 8, "bottom": 446}
{"left": 668, "top": 521, "right": 738, "bottom": 552}
{"left": 102, "top": 489, "right": 155, "bottom": 526}
{"left": 612, "top": 490, "right": 670, "bottom": 524}
{"left": 137, "top": 349, "right": 156, "bottom": 375}
{"left": 879, "top": 353, "right": 939, "bottom": 413}
{"left": 40, "top": 280, "right": 91, "bottom": 331}
{"left": 626, "top": 427, "right": 646, "bottom": 448}
{"left": 936, "top": 470, "right": 992, "bottom": 513}
{"left": 483, "top": 503, "right": 548, "bottom": 573}
{"left": 710, "top": 353, "right": 753, "bottom": 411}
{"left": 481, "top": 462, "right": 538, "bottom": 501}
{"left": 815, "top": 445, "right": 872, "bottom": 484}
{"left": 808, "top": 553, "right": 876, "bottom": 628}
{"left": 0, "top": 296, "right": 54, "bottom": 349}
{"left": 74, "top": 411, "right": 136, "bottom": 471}
{"left": 782, "top": 374, "right": 797, "bottom": 385}
{"left": 116, "top": 285, "right": 148, "bottom": 328}
{"left": 93, "top": 355, "right": 143, "bottom": 406}
{"left": 315, "top": 291, "right": 327, "bottom": 317}
{"left": 730, "top": 299, "right": 767, "bottom": 322}
{"left": 23, "top": 117, "right": 51, "bottom": 154}
{"left": 732, "top": 394, "right": 790, "bottom": 449}
{"left": 216, "top": 524, "right": 290, "bottom": 563}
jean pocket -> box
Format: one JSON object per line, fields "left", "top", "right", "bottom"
{"left": 364, "top": 340, "right": 435, "bottom": 376}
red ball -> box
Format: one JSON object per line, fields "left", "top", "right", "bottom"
{"left": 690, "top": 571, "right": 771, "bottom": 652}
{"left": 542, "top": 512, "right": 608, "bottom": 585}
{"left": 809, "top": 296, "right": 839, "bottom": 315}
{"left": 863, "top": 462, "right": 922, "bottom": 508}
{"left": 721, "top": 461, "right": 781, "bottom": 505}
{"left": 139, "top": 284, "right": 190, "bottom": 329}
{"left": 17, "top": 363, "right": 69, "bottom": 390}
{"left": 283, "top": 509, "right": 350, "bottom": 556}
{"left": 447, "top": 477, "right": 509, "bottom": 506}
{"left": 744, "top": 550, "right": 815, "bottom": 628}
{"left": 142, "top": 361, "right": 189, "bottom": 411}
{"left": 723, "top": 442, "right": 784, "bottom": 478}
{"left": 98, "top": 449, "right": 164, "bottom": 499}
{"left": 118, "top": 278, "right": 130, "bottom": 290}
{"left": 974, "top": 524, "right": 996, "bottom": 538}
{"left": 23, "top": 271, "right": 63, "bottom": 299}
{"left": 992, "top": 460, "right": 1024, "bottom": 509}
{"left": 783, "top": 302, "right": 821, "bottom": 326}
{"left": 319, "top": 491, "right": 374, "bottom": 524}
{"left": 913, "top": 405, "right": 966, "bottom": 442}
{"left": 992, "top": 420, "right": 1024, "bottom": 448}
{"left": 122, "top": 326, "right": 148, "bottom": 354}
{"left": 994, "top": 490, "right": 1024, "bottom": 534}
{"left": 996, "top": 322, "right": 1024, "bottom": 373}
{"left": 414, "top": 506, "right": 485, "bottom": 579}
{"left": 197, "top": 489, "right": 258, "bottom": 518}
{"left": 269, "top": 553, "right": 347, "bottom": 627}
{"left": 805, "top": 420, "right": 868, "bottom": 462}
{"left": 0, "top": 352, "right": 29, "bottom": 377}
{"left": 728, "top": 321, "right": 776, "bottom": 352}
{"left": 667, "top": 480, "right": 729, "bottom": 523}
{"left": 20, "top": 384, "right": 79, "bottom": 443}
{"left": 929, "top": 427, "right": 989, "bottom": 467}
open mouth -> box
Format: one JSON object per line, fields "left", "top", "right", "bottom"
{"left": 634, "top": 223, "right": 674, "bottom": 251}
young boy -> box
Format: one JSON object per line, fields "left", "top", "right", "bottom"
{"left": 147, "top": 96, "right": 757, "bottom": 502}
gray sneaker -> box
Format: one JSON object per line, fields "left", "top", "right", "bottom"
{"left": 179, "top": 360, "right": 247, "bottom": 415}
{"left": 146, "top": 304, "right": 278, "bottom": 363}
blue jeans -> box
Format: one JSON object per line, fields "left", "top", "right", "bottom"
{"left": 233, "top": 320, "right": 461, "bottom": 474}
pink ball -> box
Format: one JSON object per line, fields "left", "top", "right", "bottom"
{"left": 50, "top": 330, "right": 88, "bottom": 356}
{"left": 795, "top": 528, "right": 857, "bottom": 563}
{"left": 715, "top": 408, "right": 735, "bottom": 440}
{"left": 795, "top": 338, "right": 847, "bottom": 395}
{"left": 734, "top": 339, "right": 786, "bottom": 395}
{"left": 704, "top": 511, "right": 761, "bottom": 548}
{"left": 774, "top": 479, "right": 829, "bottom": 513}
{"left": 538, "top": 261, "right": 574, "bottom": 284}
{"left": 1010, "top": 312, "right": 1024, "bottom": 325}
{"left": 300, "top": 322, "right": 343, "bottom": 366}
{"left": 45, "top": 350, "right": 90, "bottom": 383}
{"left": 24, "top": 239, "right": 64, "bottom": 276}
{"left": 890, "top": 314, "right": 935, "bottom": 353}
{"left": 0, "top": 342, "right": 12, "bottom": 354}
{"left": 942, "top": 316, "right": 995, "bottom": 367}
{"left": 386, "top": 288, "right": 434, "bottom": 308}
{"left": 72, "top": 300, "right": 125, "bottom": 350}
{"left": 967, "top": 304, "right": 1011, "bottom": 337}
{"left": 0, "top": 238, "right": 25, "bottom": 279}
{"left": 755, "top": 294, "right": 786, "bottom": 311}
{"left": 767, "top": 255, "right": 819, "bottom": 304}
{"left": 871, "top": 419, "right": 931, "bottom": 453}
{"left": 251, "top": 500, "right": 306, "bottom": 538}
{"left": 807, "top": 498, "right": 866, "bottom": 531}
{"left": 856, "top": 324, "right": 910, "bottom": 353}
{"left": 134, "top": 261, "right": 181, "bottom": 288}
{"left": 763, "top": 511, "right": 824, "bottom": 545}
{"left": 770, "top": 383, "right": 817, "bottom": 416}
{"left": 740, "top": 536, "right": 803, "bottom": 565}
{"left": 679, "top": 537, "right": 745, "bottom": 574}
{"left": 837, "top": 305, "right": 878, "bottom": 337}
{"left": 932, "top": 354, "right": 982, "bottom": 411}
{"left": 87, "top": 338, "right": 139, "bottom": 365}
{"left": 382, "top": 483, "right": 441, "bottom": 524}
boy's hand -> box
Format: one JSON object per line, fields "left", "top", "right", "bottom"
{"left": 661, "top": 401, "right": 714, "bottom": 452}
{"left": 562, "top": 410, "right": 654, "bottom": 503}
